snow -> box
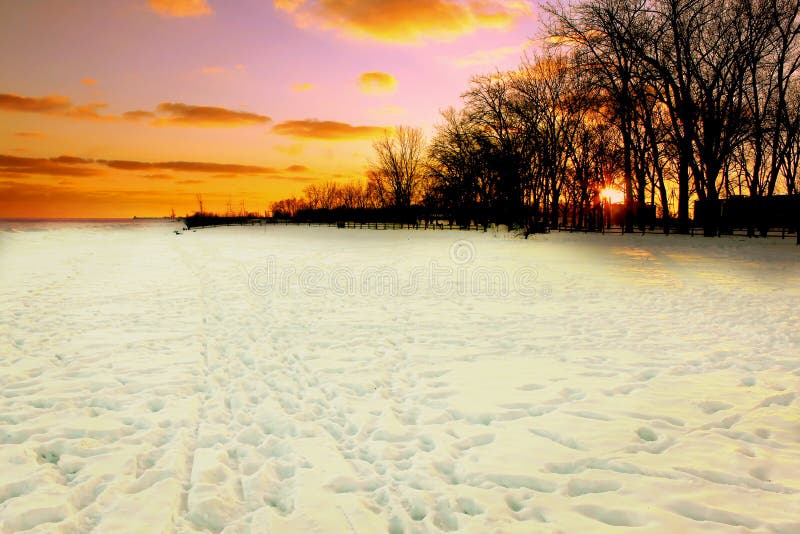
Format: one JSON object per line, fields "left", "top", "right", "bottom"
{"left": 0, "top": 220, "right": 798, "bottom": 532}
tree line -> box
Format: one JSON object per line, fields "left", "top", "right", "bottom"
{"left": 271, "top": 0, "right": 800, "bottom": 236}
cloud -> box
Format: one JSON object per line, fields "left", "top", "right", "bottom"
{"left": 123, "top": 110, "right": 157, "bottom": 121}
{"left": 153, "top": 102, "right": 271, "bottom": 127}
{"left": 101, "top": 159, "right": 278, "bottom": 174}
{"left": 50, "top": 156, "right": 94, "bottom": 164}
{"left": 0, "top": 154, "right": 101, "bottom": 177}
{"left": 148, "top": 0, "right": 213, "bottom": 17}
{"left": 1, "top": 153, "right": 283, "bottom": 178}
{"left": 0, "top": 93, "right": 71, "bottom": 113}
{"left": 0, "top": 93, "right": 120, "bottom": 122}
{"left": 15, "top": 132, "right": 47, "bottom": 138}
{"left": 292, "top": 83, "right": 314, "bottom": 91}
{"left": 274, "top": 0, "right": 304, "bottom": 12}
{"left": 358, "top": 72, "right": 397, "bottom": 93}
{"left": 1, "top": 92, "right": 268, "bottom": 128}
{"left": 274, "top": 0, "right": 533, "bottom": 43}
{"left": 81, "top": 78, "right": 97, "bottom": 86}
{"left": 285, "top": 164, "right": 309, "bottom": 172}
{"left": 272, "top": 119, "right": 385, "bottom": 140}
{"left": 63, "top": 102, "right": 118, "bottom": 122}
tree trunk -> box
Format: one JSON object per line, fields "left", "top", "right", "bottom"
{"left": 622, "top": 123, "right": 635, "bottom": 233}
{"left": 678, "top": 150, "right": 691, "bottom": 234}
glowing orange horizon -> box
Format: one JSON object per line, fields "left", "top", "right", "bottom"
{"left": 0, "top": 1, "right": 539, "bottom": 218}
{"left": 600, "top": 187, "right": 625, "bottom": 204}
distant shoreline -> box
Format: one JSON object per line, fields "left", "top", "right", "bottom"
{"left": 0, "top": 217, "right": 177, "bottom": 222}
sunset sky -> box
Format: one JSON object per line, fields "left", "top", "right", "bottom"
{"left": 0, "top": 0, "right": 540, "bottom": 218}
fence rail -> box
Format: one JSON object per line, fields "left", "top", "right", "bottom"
{"left": 182, "top": 217, "right": 799, "bottom": 241}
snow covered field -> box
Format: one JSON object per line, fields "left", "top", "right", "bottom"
{"left": 0, "top": 220, "right": 798, "bottom": 533}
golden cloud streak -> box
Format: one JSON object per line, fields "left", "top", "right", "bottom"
{"left": 1, "top": 92, "right": 271, "bottom": 128}
{"left": 274, "top": 0, "right": 533, "bottom": 43}
{"left": 148, "top": 0, "right": 212, "bottom": 17}
{"left": 358, "top": 72, "right": 397, "bottom": 93}
{"left": 272, "top": 119, "right": 385, "bottom": 140}
{"left": 0, "top": 93, "right": 71, "bottom": 113}
{"left": 153, "top": 102, "right": 272, "bottom": 127}
{"left": 0, "top": 154, "right": 314, "bottom": 179}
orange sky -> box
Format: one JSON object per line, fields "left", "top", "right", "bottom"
{"left": 0, "top": 0, "right": 540, "bottom": 218}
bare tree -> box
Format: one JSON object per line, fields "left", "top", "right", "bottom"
{"left": 270, "top": 197, "right": 306, "bottom": 218}
{"left": 514, "top": 51, "right": 591, "bottom": 228}
{"left": 369, "top": 126, "right": 427, "bottom": 208}
{"left": 546, "top": 0, "right": 651, "bottom": 231}
{"left": 462, "top": 73, "right": 532, "bottom": 226}
{"left": 427, "top": 107, "right": 490, "bottom": 224}
{"left": 337, "top": 180, "right": 365, "bottom": 209}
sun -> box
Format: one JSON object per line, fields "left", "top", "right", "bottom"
{"left": 600, "top": 187, "right": 625, "bottom": 204}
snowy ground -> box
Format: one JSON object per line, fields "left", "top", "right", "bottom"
{"left": 0, "top": 221, "right": 798, "bottom": 533}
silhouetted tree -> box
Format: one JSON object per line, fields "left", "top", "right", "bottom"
{"left": 369, "top": 126, "right": 427, "bottom": 208}
{"left": 426, "top": 107, "right": 490, "bottom": 224}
